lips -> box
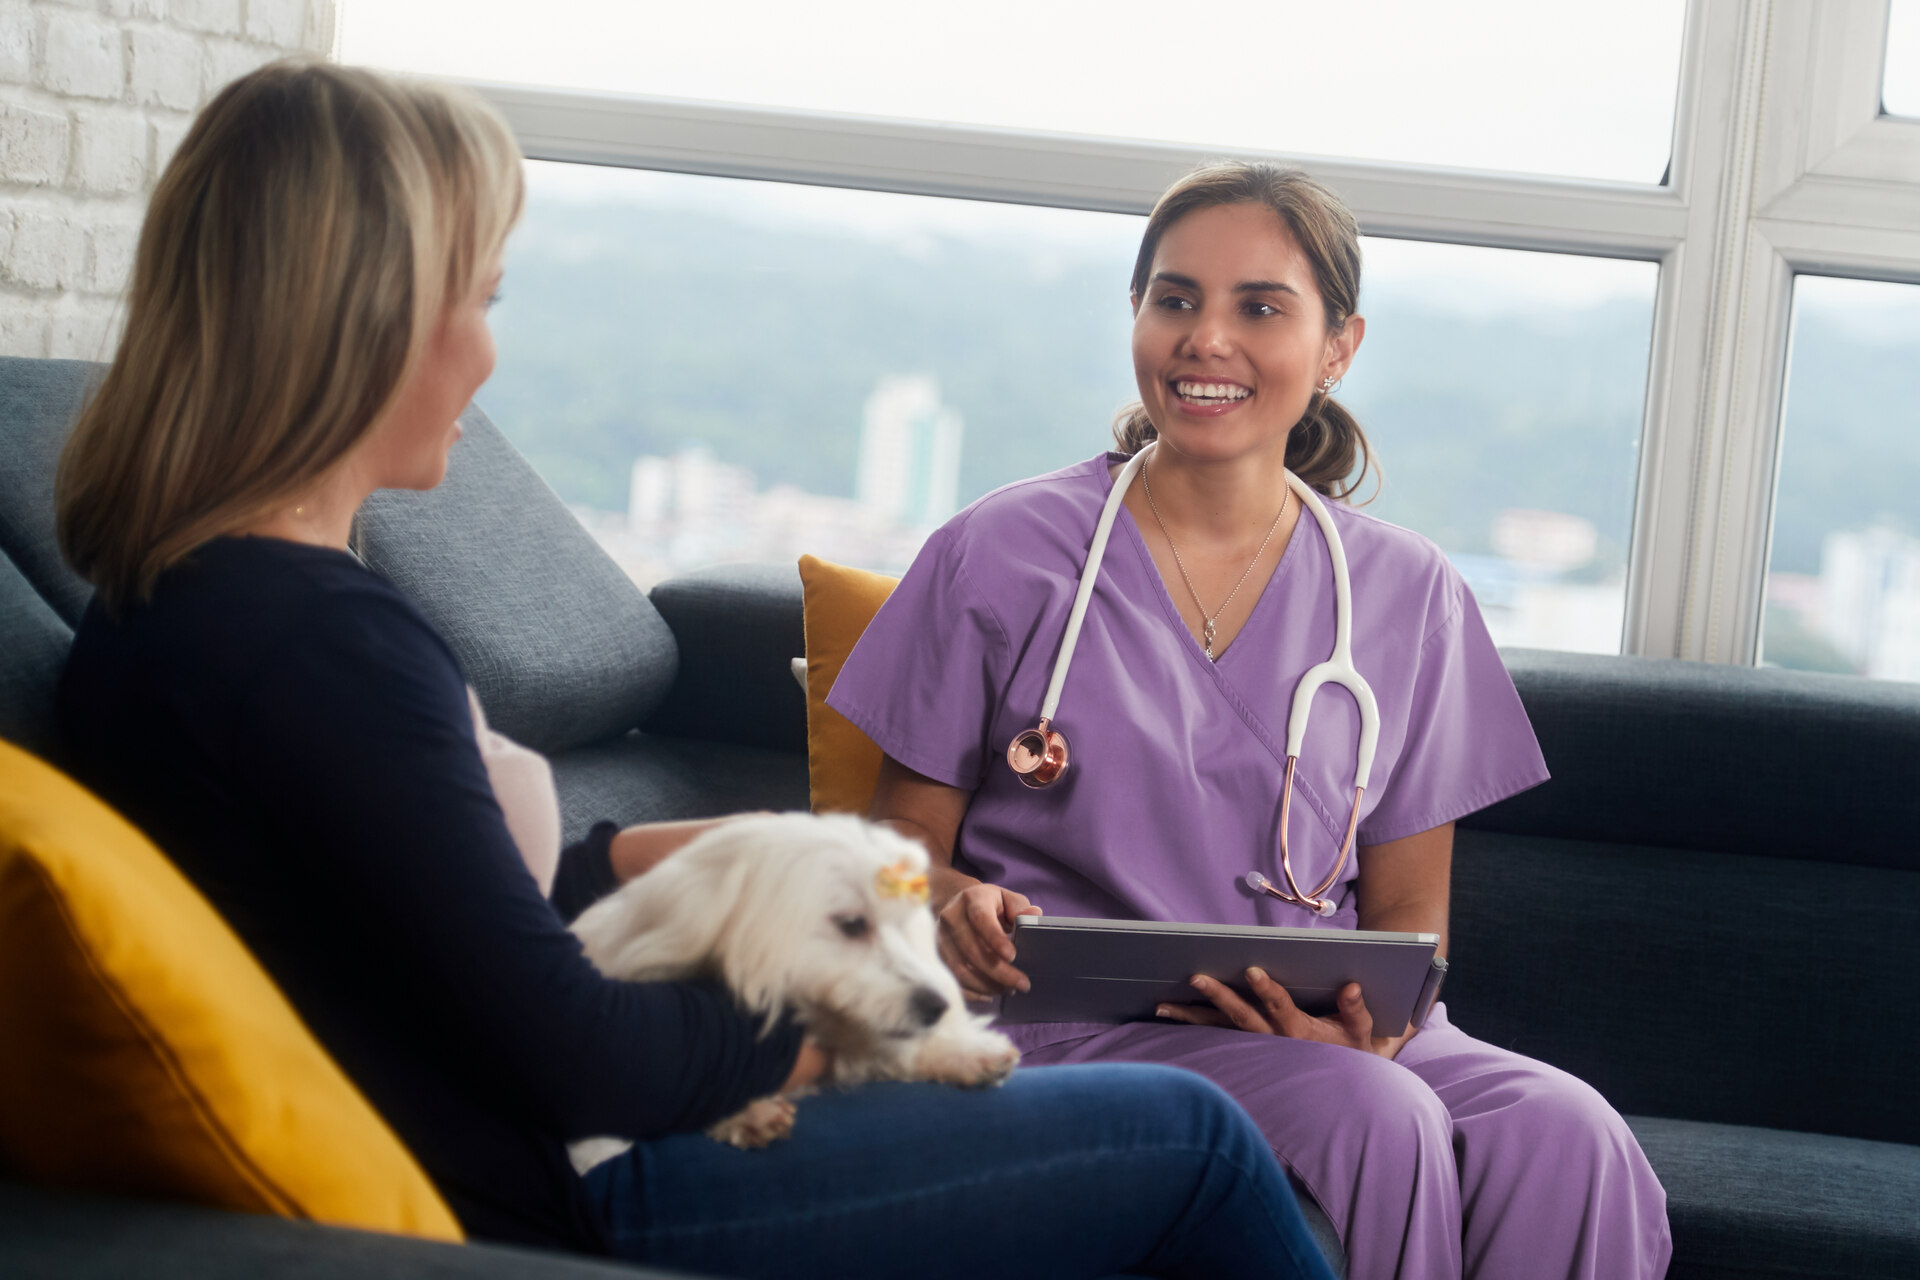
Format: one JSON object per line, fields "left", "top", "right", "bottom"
{"left": 1169, "top": 378, "right": 1253, "bottom": 414}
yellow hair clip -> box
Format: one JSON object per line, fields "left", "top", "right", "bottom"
{"left": 875, "top": 858, "right": 930, "bottom": 904}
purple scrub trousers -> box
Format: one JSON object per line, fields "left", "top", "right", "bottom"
{"left": 1015, "top": 1006, "right": 1669, "bottom": 1280}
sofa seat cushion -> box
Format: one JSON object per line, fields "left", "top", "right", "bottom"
{"left": 0, "top": 741, "right": 461, "bottom": 1240}
{"left": 548, "top": 731, "right": 808, "bottom": 843}
{"left": 1629, "top": 1116, "right": 1920, "bottom": 1279}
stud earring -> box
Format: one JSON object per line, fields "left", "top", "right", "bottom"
{"left": 1318, "top": 375, "right": 1338, "bottom": 394}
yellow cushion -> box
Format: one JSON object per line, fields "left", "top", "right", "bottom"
{"left": 799, "top": 554, "right": 900, "bottom": 814}
{"left": 0, "top": 738, "right": 462, "bottom": 1241}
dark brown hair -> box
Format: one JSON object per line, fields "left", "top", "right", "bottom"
{"left": 1114, "top": 161, "right": 1377, "bottom": 500}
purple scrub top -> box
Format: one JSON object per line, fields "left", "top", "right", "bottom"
{"left": 828, "top": 450, "right": 1548, "bottom": 943}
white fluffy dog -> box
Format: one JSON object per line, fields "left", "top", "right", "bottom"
{"left": 566, "top": 812, "right": 1018, "bottom": 1168}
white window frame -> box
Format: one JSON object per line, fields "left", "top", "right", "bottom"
{"left": 455, "top": 0, "right": 1920, "bottom": 666}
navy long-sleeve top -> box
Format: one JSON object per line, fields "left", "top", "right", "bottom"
{"left": 55, "top": 536, "right": 802, "bottom": 1253}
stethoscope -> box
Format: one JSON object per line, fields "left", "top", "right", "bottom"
{"left": 1004, "top": 441, "right": 1380, "bottom": 916}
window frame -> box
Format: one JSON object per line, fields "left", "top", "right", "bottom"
{"left": 442, "top": 0, "right": 1920, "bottom": 665}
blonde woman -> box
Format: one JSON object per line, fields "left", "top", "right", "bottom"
{"left": 52, "top": 63, "right": 1333, "bottom": 1280}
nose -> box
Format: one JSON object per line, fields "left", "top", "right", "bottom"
{"left": 1181, "top": 307, "right": 1233, "bottom": 359}
{"left": 909, "top": 986, "right": 949, "bottom": 1028}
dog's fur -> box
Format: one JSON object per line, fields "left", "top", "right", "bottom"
{"left": 566, "top": 812, "right": 1018, "bottom": 1167}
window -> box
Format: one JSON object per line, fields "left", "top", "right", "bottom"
{"left": 487, "top": 163, "right": 1139, "bottom": 585}
{"left": 1762, "top": 276, "right": 1920, "bottom": 682}
{"left": 341, "top": 1, "right": 1686, "bottom": 183}
{"left": 340, "top": 2, "right": 1920, "bottom": 669}
{"left": 486, "top": 164, "right": 1653, "bottom": 658}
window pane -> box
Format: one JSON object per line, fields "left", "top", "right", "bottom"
{"left": 1762, "top": 277, "right": 1920, "bottom": 683}
{"left": 1886, "top": 0, "right": 1920, "bottom": 118}
{"left": 482, "top": 162, "right": 1655, "bottom": 658}
{"left": 341, "top": 1, "right": 1684, "bottom": 184}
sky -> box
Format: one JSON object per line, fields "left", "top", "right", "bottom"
{"left": 339, "top": 1, "right": 1687, "bottom": 183}
{"left": 1792, "top": 275, "right": 1920, "bottom": 349}
{"left": 1889, "top": 0, "right": 1920, "bottom": 117}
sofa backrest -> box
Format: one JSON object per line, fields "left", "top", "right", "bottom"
{"left": 0, "top": 358, "right": 97, "bottom": 629}
{"left": 1473, "top": 647, "right": 1920, "bottom": 867}
{"left": 357, "top": 410, "right": 677, "bottom": 754}
{"left": 1452, "top": 648, "right": 1919, "bottom": 1146}
{"left": 0, "top": 544, "right": 72, "bottom": 759}
{"left": 0, "top": 356, "right": 677, "bottom": 757}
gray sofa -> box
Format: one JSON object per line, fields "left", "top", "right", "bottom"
{"left": 2, "top": 355, "right": 1916, "bottom": 1279}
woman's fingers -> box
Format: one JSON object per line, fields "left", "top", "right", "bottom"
{"left": 939, "top": 889, "right": 1030, "bottom": 994}
{"left": 1154, "top": 1001, "right": 1235, "bottom": 1028}
{"left": 935, "top": 931, "right": 1000, "bottom": 1001}
{"left": 1188, "top": 975, "right": 1275, "bottom": 1035}
{"left": 1334, "top": 981, "right": 1375, "bottom": 1042}
{"left": 965, "top": 891, "right": 1017, "bottom": 962}
{"left": 1243, "top": 967, "right": 1320, "bottom": 1040}
{"left": 937, "top": 911, "right": 1005, "bottom": 993}
{"left": 1000, "top": 888, "right": 1039, "bottom": 929}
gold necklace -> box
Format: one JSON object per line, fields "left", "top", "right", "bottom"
{"left": 1142, "top": 459, "right": 1290, "bottom": 662}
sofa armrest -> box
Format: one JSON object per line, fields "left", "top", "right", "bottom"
{"left": 643, "top": 563, "right": 807, "bottom": 755}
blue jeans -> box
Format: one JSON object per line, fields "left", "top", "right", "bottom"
{"left": 582, "top": 1063, "right": 1334, "bottom": 1280}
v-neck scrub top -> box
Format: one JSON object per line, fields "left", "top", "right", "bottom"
{"left": 829, "top": 453, "right": 1549, "bottom": 953}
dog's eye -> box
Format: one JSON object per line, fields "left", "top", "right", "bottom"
{"left": 835, "top": 915, "right": 871, "bottom": 940}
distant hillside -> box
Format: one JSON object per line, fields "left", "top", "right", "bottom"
{"left": 478, "top": 196, "right": 1915, "bottom": 571}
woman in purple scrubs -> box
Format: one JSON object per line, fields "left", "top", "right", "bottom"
{"left": 827, "top": 163, "right": 1671, "bottom": 1280}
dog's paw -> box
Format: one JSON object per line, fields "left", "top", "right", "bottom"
{"left": 912, "top": 1028, "right": 1020, "bottom": 1088}
{"left": 706, "top": 1094, "right": 798, "bottom": 1148}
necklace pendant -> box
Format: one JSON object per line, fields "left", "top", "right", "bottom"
{"left": 1203, "top": 619, "right": 1217, "bottom": 661}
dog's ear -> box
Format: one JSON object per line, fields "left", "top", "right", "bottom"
{"left": 573, "top": 842, "right": 759, "bottom": 985}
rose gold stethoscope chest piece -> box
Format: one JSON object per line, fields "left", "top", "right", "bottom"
{"left": 1006, "top": 442, "right": 1381, "bottom": 916}
{"left": 1006, "top": 720, "right": 1070, "bottom": 788}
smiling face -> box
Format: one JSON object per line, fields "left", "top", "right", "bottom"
{"left": 1130, "top": 202, "right": 1361, "bottom": 467}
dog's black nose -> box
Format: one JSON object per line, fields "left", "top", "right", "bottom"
{"left": 910, "top": 986, "right": 949, "bottom": 1027}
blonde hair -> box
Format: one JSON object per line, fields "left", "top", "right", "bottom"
{"left": 56, "top": 60, "right": 525, "bottom": 611}
{"left": 1114, "top": 161, "right": 1377, "bottom": 500}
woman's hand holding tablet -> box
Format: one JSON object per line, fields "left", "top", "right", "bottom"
{"left": 1163, "top": 969, "right": 1417, "bottom": 1060}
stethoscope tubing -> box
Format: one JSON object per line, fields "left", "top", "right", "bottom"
{"left": 1011, "top": 440, "right": 1382, "bottom": 916}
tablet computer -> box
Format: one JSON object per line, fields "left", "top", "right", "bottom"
{"left": 996, "top": 915, "right": 1447, "bottom": 1035}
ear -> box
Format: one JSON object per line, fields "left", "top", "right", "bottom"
{"left": 1323, "top": 312, "right": 1366, "bottom": 383}
{"left": 572, "top": 847, "right": 755, "bottom": 984}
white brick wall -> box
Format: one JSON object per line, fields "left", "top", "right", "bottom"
{"left": 0, "top": 0, "right": 338, "bottom": 360}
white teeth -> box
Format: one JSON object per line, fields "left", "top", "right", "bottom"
{"left": 1175, "top": 381, "right": 1250, "bottom": 401}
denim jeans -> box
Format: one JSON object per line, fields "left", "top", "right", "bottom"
{"left": 581, "top": 1062, "right": 1334, "bottom": 1280}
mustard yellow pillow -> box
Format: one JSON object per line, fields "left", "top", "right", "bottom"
{"left": 0, "top": 738, "right": 462, "bottom": 1241}
{"left": 799, "top": 554, "right": 900, "bottom": 814}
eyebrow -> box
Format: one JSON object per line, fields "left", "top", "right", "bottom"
{"left": 1152, "top": 271, "right": 1301, "bottom": 297}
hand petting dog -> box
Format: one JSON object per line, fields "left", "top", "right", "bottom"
{"left": 567, "top": 813, "right": 1019, "bottom": 1166}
